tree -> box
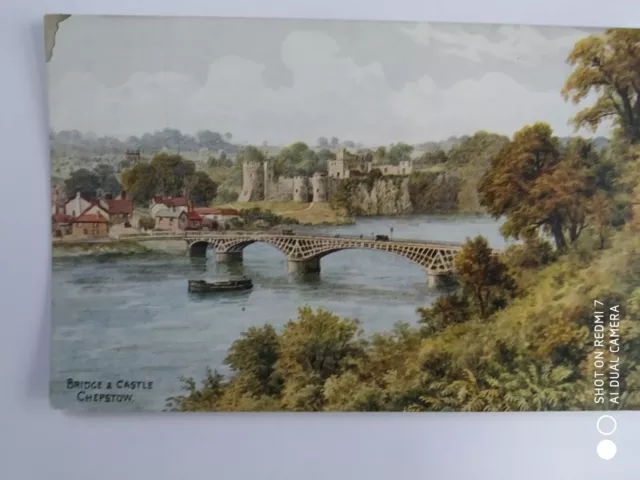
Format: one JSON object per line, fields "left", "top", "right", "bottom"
{"left": 150, "top": 153, "right": 195, "bottom": 197}
{"left": 121, "top": 163, "right": 157, "bottom": 205}
{"left": 138, "top": 215, "right": 155, "bottom": 231}
{"left": 330, "top": 136, "right": 339, "bottom": 147}
{"left": 478, "top": 123, "right": 599, "bottom": 251}
{"left": 417, "top": 293, "right": 471, "bottom": 335}
{"left": 317, "top": 137, "right": 329, "bottom": 147}
{"left": 455, "top": 236, "right": 517, "bottom": 319}
{"left": 185, "top": 171, "right": 218, "bottom": 207}
{"left": 94, "top": 164, "right": 121, "bottom": 195}
{"left": 562, "top": 28, "right": 640, "bottom": 143}
{"left": 224, "top": 325, "right": 282, "bottom": 396}
{"left": 64, "top": 168, "right": 100, "bottom": 197}
{"left": 589, "top": 191, "right": 615, "bottom": 249}
{"left": 276, "top": 307, "right": 365, "bottom": 411}
{"left": 224, "top": 132, "right": 233, "bottom": 141}
{"left": 387, "top": 142, "right": 413, "bottom": 165}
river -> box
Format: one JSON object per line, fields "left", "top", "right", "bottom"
{"left": 51, "top": 214, "right": 511, "bottom": 412}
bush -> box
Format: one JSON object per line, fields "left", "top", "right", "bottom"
{"left": 138, "top": 215, "right": 156, "bottom": 231}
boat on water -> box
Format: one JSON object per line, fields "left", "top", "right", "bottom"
{"left": 188, "top": 277, "right": 253, "bottom": 293}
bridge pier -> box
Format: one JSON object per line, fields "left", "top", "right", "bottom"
{"left": 215, "top": 251, "right": 243, "bottom": 263}
{"left": 287, "top": 257, "right": 321, "bottom": 275}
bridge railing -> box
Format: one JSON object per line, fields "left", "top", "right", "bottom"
{"left": 112, "top": 229, "right": 466, "bottom": 248}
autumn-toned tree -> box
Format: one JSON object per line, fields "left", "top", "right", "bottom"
{"left": 478, "top": 123, "right": 599, "bottom": 250}
{"left": 455, "top": 236, "right": 517, "bottom": 319}
{"left": 562, "top": 28, "right": 640, "bottom": 143}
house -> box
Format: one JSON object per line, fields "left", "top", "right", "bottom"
{"left": 52, "top": 212, "right": 73, "bottom": 237}
{"left": 103, "top": 191, "right": 133, "bottom": 223}
{"left": 194, "top": 208, "right": 240, "bottom": 229}
{"left": 71, "top": 211, "right": 109, "bottom": 237}
{"left": 64, "top": 192, "right": 108, "bottom": 218}
{"left": 178, "top": 210, "right": 203, "bottom": 231}
{"left": 154, "top": 208, "right": 182, "bottom": 232}
{"left": 150, "top": 196, "right": 188, "bottom": 217}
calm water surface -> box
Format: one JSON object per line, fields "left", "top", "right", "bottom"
{"left": 51, "top": 215, "right": 510, "bottom": 411}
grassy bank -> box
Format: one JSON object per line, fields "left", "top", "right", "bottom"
{"left": 52, "top": 239, "right": 153, "bottom": 258}
{"left": 221, "top": 201, "right": 353, "bottom": 225}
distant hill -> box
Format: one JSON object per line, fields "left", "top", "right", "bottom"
{"left": 50, "top": 128, "right": 240, "bottom": 158}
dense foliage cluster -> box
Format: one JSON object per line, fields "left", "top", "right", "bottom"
{"left": 120, "top": 153, "right": 218, "bottom": 206}
{"left": 238, "top": 207, "right": 300, "bottom": 228}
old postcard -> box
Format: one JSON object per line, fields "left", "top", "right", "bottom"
{"left": 47, "top": 14, "right": 640, "bottom": 412}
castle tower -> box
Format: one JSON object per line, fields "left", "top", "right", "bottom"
{"left": 263, "top": 160, "right": 274, "bottom": 201}
{"left": 238, "top": 161, "right": 265, "bottom": 202}
{"left": 292, "top": 176, "right": 311, "bottom": 202}
{"left": 311, "top": 172, "right": 328, "bottom": 202}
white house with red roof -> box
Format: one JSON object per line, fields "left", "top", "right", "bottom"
{"left": 150, "top": 195, "right": 189, "bottom": 218}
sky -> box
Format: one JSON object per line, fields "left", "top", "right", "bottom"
{"left": 46, "top": 16, "right": 610, "bottom": 145}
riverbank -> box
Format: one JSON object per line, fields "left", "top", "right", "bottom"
{"left": 220, "top": 201, "right": 354, "bottom": 225}
{"left": 52, "top": 239, "right": 154, "bottom": 258}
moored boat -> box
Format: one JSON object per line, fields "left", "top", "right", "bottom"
{"left": 188, "top": 277, "right": 253, "bottom": 293}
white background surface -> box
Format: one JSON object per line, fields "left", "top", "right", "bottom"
{"left": 1, "top": 0, "right": 640, "bottom": 478}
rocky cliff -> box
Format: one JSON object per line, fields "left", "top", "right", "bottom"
{"left": 330, "top": 171, "right": 468, "bottom": 216}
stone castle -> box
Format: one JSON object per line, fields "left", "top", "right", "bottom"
{"left": 238, "top": 148, "right": 414, "bottom": 203}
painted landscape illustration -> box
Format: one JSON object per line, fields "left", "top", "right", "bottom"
{"left": 47, "top": 15, "right": 640, "bottom": 412}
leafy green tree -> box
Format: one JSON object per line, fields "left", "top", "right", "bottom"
{"left": 138, "top": 215, "right": 155, "bottom": 231}
{"left": 165, "top": 368, "right": 227, "bottom": 412}
{"left": 224, "top": 325, "right": 282, "bottom": 396}
{"left": 121, "top": 163, "right": 157, "bottom": 205}
{"left": 94, "top": 164, "right": 121, "bottom": 195}
{"left": 277, "top": 307, "right": 365, "bottom": 411}
{"left": 562, "top": 28, "right": 640, "bottom": 143}
{"left": 64, "top": 168, "right": 100, "bottom": 197}
{"left": 417, "top": 293, "right": 471, "bottom": 335}
{"left": 330, "top": 136, "right": 339, "bottom": 147}
{"left": 387, "top": 142, "right": 413, "bottom": 165}
{"left": 150, "top": 153, "right": 195, "bottom": 197}
{"left": 185, "top": 171, "right": 218, "bottom": 207}
{"left": 455, "top": 236, "right": 517, "bottom": 319}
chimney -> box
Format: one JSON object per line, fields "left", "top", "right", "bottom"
{"left": 120, "top": 190, "right": 127, "bottom": 200}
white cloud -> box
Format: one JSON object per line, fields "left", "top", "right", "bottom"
{"left": 389, "top": 71, "right": 609, "bottom": 140}
{"left": 48, "top": 30, "right": 607, "bottom": 145}
{"left": 401, "top": 24, "right": 588, "bottom": 65}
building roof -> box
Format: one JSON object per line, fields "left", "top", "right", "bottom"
{"left": 105, "top": 198, "right": 133, "bottom": 215}
{"left": 152, "top": 196, "right": 188, "bottom": 207}
{"left": 53, "top": 214, "right": 73, "bottom": 223}
{"left": 74, "top": 213, "right": 108, "bottom": 224}
{"left": 194, "top": 208, "right": 240, "bottom": 216}
{"left": 181, "top": 211, "right": 203, "bottom": 221}
{"left": 66, "top": 193, "right": 99, "bottom": 206}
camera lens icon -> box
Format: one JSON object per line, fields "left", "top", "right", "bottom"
{"left": 596, "top": 415, "right": 617, "bottom": 460}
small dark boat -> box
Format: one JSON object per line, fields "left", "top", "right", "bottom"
{"left": 188, "top": 277, "right": 253, "bottom": 293}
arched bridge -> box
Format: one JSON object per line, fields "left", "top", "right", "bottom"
{"left": 122, "top": 231, "right": 469, "bottom": 286}
{"left": 116, "top": 231, "right": 499, "bottom": 286}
